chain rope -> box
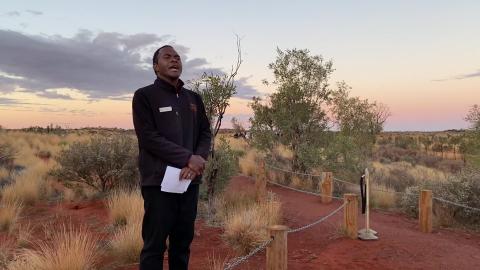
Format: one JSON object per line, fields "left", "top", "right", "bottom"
{"left": 287, "top": 202, "right": 347, "bottom": 233}
{"left": 267, "top": 180, "right": 343, "bottom": 200}
{"left": 223, "top": 237, "right": 273, "bottom": 270}
{"left": 433, "top": 197, "right": 480, "bottom": 212}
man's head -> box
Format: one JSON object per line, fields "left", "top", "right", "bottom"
{"left": 152, "top": 45, "right": 182, "bottom": 81}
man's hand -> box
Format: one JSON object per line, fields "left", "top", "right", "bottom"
{"left": 180, "top": 167, "right": 198, "bottom": 180}
{"left": 187, "top": 154, "right": 206, "bottom": 175}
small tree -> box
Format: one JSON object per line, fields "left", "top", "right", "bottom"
{"left": 465, "top": 104, "right": 480, "bottom": 131}
{"left": 329, "top": 82, "right": 390, "bottom": 174}
{"left": 190, "top": 37, "right": 242, "bottom": 199}
{"left": 250, "top": 48, "right": 334, "bottom": 172}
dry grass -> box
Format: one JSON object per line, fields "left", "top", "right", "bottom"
{"left": 223, "top": 194, "right": 281, "bottom": 255}
{"left": 0, "top": 201, "right": 22, "bottom": 232}
{"left": 1, "top": 166, "right": 47, "bottom": 206}
{"left": 15, "top": 222, "right": 35, "bottom": 248}
{"left": 290, "top": 175, "right": 312, "bottom": 190}
{"left": 0, "top": 167, "right": 10, "bottom": 180}
{"left": 371, "top": 161, "right": 448, "bottom": 192}
{"left": 218, "top": 135, "right": 249, "bottom": 152}
{"left": 62, "top": 188, "right": 76, "bottom": 202}
{"left": 212, "top": 188, "right": 258, "bottom": 226}
{"left": 0, "top": 238, "right": 16, "bottom": 269}
{"left": 207, "top": 252, "right": 229, "bottom": 270}
{"left": 370, "top": 184, "right": 398, "bottom": 209}
{"left": 109, "top": 220, "right": 143, "bottom": 264}
{"left": 7, "top": 224, "right": 100, "bottom": 270}
{"left": 274, "top": 144, "right": 293, "bottom": 160}
{"left": 107, "top": 189, "right": 144, "bottom": 264}
{"left": 106, "top": 189, "right": 143, "bottom": 226}
{"left": 238, "top": 149, "right": 260, "bottom": 177}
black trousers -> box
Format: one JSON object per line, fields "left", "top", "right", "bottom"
{"left": 140, "top": 184, "right": 199, "bottom": 270}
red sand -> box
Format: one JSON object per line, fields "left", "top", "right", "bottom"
{"left": 4, "top": 176, "right": 480, "bottom": 270}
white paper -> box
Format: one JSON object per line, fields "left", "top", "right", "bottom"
{"left": 161, "top": 166, "right": 191, "bottom": 193}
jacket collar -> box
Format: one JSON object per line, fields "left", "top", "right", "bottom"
{"left": 154, "top": 77, "right": 185, "bottom": 93}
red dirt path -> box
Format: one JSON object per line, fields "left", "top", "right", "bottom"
{"left": 3, "top": 175, "right": 479, "bottom": 269}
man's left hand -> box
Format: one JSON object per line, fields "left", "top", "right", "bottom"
{"left": 180, "top": 167, "right": 198, "bottom": 180}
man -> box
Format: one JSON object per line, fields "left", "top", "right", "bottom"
{"left": 132, "top": 45, "right": 212, "bottom": 270}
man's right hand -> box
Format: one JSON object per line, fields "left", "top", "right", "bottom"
{"left": 188, "top": 154, "right": 206, "bottom": 175}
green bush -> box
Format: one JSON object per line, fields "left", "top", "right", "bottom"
{"left": 200, "top": 137, "right": 239, "bottom": 200}
{"left": 400, "top": 167, "right": 480, "bottom": 226}
{"left": 51, "top": 135, "right": 139, "bottom": 192}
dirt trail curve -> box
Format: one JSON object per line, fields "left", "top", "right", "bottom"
{"left": 227, "top": 175, "right": 480, "bottom": 270}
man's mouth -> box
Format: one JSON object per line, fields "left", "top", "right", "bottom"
{"left": 169, "top": 66, "right": 180, "bottom": 72}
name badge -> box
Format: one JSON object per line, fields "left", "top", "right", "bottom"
{"left": 159, "top": 106, "right": 172, "bottom": 112}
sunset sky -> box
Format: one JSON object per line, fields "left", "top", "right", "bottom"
{"left": 0, "top": 1, "right": 479, "bottom": 131}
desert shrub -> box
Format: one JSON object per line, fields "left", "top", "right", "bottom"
{"left": 370, "top": 184, "right": 398, "bottom": 209}
{"left": 238, "top": 149, "right": 259, "bottom": 177}
{"left": 7, "top": 224, "right": 99, "bottom": 270}
{"left": 109, "top": 219, "right": 142, "bottom": 264}
{"left": 394, "top": 136, "right": 417, "bottom": 149}
{"left": 0, "top": 201, "right": 22, "bottom": 232}
{"left": 416, "top": 154, "right": 442, "bottom": 168}
{"left": 106, "top": 189, "right": 143, "bottom": 227}
{"left": 437, "top": 159, "right": 464, "bottom": 174}
{"left": 109, "top": 196, "right": 143, "bottom": 264}
{"left": 51, "top": 135, "right": 139, "bottom": 192}
{"left": 209, "top": 187, "right": 258, "bottom": 226}
{"left": 0, "top": 143, "right": 15, "bottom": 171}
{"left": 375, "top": 145, "right": 418, "bottom": 163}
{"left": 200, "top": 137, "right": 239, "bottom": 200}
{"left": 1, "top": 162, "right": 50, "bottom": 206}
{"left": 0, "top": 238, "right": 16, "bottom": 269}
{"left": 223, "top": 193, "right": 281, "bottom": 255}
{"left": 400, "top": 167, "right": 480, "bottom": 226}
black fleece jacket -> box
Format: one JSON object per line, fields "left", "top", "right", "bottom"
{"left": 132, "top": 78, "right": 211, "bottom": 186}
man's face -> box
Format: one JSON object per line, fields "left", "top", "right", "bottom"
{"left": 154, "top": 46, "right": 182, "bottom": 80}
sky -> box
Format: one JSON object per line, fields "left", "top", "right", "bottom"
{"left": 0, "top": 1, "right": 479, "bottom": 131}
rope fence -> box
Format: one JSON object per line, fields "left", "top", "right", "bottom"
{"left": 287, "top": 202, "right": 346, "bottom": 233}
{"left": 433, "top": 196, "right": 480, "bottom": 212}
{"left": 224, "top": 237, "right": 274, "bottom": 270}
{"left": 224, "top": 158, "right": 479, "bottom": 269}
{"left": 264, "top": 160, "right": 478, "bottom": 212}
{"left": 266, "top": 179, "right": 343, "bottom": 200}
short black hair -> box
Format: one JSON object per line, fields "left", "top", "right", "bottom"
{"left": 152, "top": 45, "right": 173, "bottom": 65}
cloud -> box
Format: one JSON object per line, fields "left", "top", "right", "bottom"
{"left": 235, "top": 77, "right": 261, "bottom": 99}
{"left": 433, "top": 69, "right": 480, "bottom": 82}
{"left": 0, "top": 29, "right": 261, "bottom": 100}
{"left": 25, "top": 10, "right": 43, "bottom": 16}
{"left": 4, "top": 11, "right": 20, "bottom": 17}
{"left": 0, "top": 97, "right": 48, "bottom": 106}
{"left": 35, "top": 91, "right": 74, "bottom": 100}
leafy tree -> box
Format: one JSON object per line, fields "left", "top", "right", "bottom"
{"left": 328, "top": 82, "right": 390, "bottom": 173}
{"left": 250, "top": 48, "right": 334, "bottom": 172}
{"left": 465, "top": 104, "right": 480, "bottom": 131}
{"left": 460, "top": 105, "right": 480, "bottom": 165}
{"left": 250, "top": 48, "right": 390, "bottom": 175}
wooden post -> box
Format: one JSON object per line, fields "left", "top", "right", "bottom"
{"left": 320, "top": 172, "right": 333, "bottom": 204}
{"left": 419, "top": 190, "right": 433, "bottom": 233}
{"left": 266, "top": 225, "right": 288, "bottom": 270}
{"left": 344, "top": 193, "right": 358, "bottom": 239}
{"left": 255, "top": 160, "right": 267, "bottom": 202}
